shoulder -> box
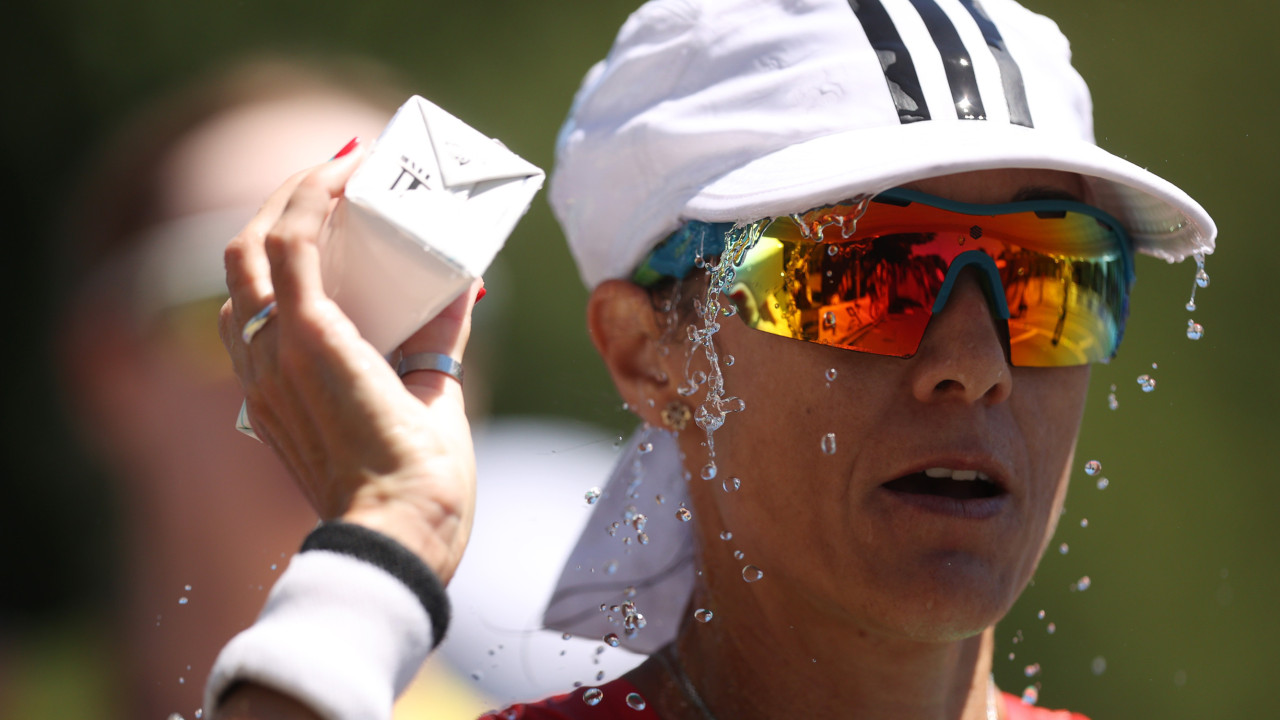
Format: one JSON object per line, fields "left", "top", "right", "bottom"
{"left": 482, "top": 677, "right": 662, "bottom": 720}
{"left": 1001, "top": 692, "right": 1091, "bottom": 720}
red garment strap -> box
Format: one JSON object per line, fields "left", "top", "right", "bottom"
{"left": 1001, "top": 692, "right": 1091, "bottom": 720}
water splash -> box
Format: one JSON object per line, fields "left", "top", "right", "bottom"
{"left": 820, "top": 433, "right": 837, "bottom": 455}
{"left": 1185, "top": 251, "right": 1209, "bottom": 311}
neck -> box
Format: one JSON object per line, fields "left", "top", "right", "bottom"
{"left": 639, "top": 576, "right": 999, "bottom": 720}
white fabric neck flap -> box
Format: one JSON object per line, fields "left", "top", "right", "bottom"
{"left": 542, "top": 425, "right": 695, "bottom": 654}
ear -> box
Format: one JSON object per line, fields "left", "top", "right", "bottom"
{"left": 587, "top": 279, "right": 678, "bottom": 427}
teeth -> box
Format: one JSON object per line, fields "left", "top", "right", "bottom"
{"left": 924, "top": 467, "right": 991, "bottom": 482}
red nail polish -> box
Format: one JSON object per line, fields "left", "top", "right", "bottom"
{"left": 332, "top": 137, "right": 360, "bottom": 160}
{"left": 474, "top": 287, "right": 487, "bottom": 304}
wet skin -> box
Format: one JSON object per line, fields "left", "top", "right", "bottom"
{"left": 589, "top": 170, "right": 1093, "bottom": 719}
{"left": 672, "top": 169, "right": 1091, "bottom": 645}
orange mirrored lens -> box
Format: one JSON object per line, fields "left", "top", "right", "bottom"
{"left": 724, "top": 193, "right": 1130, "bottom": 367}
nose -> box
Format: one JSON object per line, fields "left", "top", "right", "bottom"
{"left": 910, "top": 268, "right": 1013, "bottom": 405}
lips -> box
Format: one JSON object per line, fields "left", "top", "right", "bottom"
{"left": 883, "top": 467, "right": 1003, "bottom": 500}
{"left": 880, "top": 465, "right": 1009, "bottom": 519}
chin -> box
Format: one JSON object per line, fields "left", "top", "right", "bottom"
{"left": 863, "top": 555, "right": 1022, "bottom": 643}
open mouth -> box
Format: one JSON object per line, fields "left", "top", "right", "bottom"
{"left": 882, "top": 467, "right": 1004, "bottom": 500}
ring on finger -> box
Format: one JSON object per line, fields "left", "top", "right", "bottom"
{"left": 241, "top": 300, "right": 278, "bottom": 344}
{"left": 397, "top": 352, "right": 464, "bottom": 385}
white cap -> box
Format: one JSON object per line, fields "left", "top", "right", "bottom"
{"left": 551, "top": 0, "right": 1217, "bottom": 289}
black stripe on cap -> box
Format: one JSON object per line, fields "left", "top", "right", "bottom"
{"left": 848, "top": 0, "right": 931, "bottom": 123}
{"left": 958, "top": 0, "right": 1033, "bottom": 127}
{"left": 907, "top": 0, "right": 987, "bottom": 120}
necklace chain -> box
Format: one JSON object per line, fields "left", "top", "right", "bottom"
{"left": 655, "top": 643, "right": 1001, "bottom": 720}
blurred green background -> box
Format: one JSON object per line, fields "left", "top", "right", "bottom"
{"left": 1, "top": 1, "right": 1273, "bottom": 718}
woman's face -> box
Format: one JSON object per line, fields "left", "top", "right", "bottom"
{"left": 674, "top": 168, "right": 1090, "bottom": 642}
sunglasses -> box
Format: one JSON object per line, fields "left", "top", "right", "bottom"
{"left": 634, "top": 188, "right": 1135, "bottom": 367}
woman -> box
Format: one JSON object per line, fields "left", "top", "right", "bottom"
{"left": 208, "top": 1, "right": 1215, "bottom": 718}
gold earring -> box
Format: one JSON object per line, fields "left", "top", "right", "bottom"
{"left": 661, "top": 401, "right": 692, "bottom": 431}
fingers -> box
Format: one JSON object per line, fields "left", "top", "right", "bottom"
{"left": 397, "top": 278, "right": 484, "bottom": 396}
{"left": 265, "top": 149, "right": 364, "bottom": 314}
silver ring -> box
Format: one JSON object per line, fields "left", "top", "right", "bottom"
{"left": 397, "top": 352, "right": 464, "bottom": 385}
{"left": 241, "top": 301, "right": 278, "bottom": 344}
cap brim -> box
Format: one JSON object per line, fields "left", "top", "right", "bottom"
{"left": 685, "top": 121, "right": 1215, "bottom": 263}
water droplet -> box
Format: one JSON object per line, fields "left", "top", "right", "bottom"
{"left": 624, "top": 585, "right": 637, "bottom": 598}
{"left": 694, "top": 608, "right": 714, "bottom": 623}
{"left": 583, "top": 688, "right": 604, "bottom": 706}
{"left": 1046, "top": 622, "right": 1056, "bottom": 634}
{"left": 1008, "top": 652, "right": 1016, "bottom": 661}
{"left": 1084, "top": 460, "right": 1101, "bottom": 476}
{"left": 724, "top": 354, "right": 735, "bottom": 366}
{"left": 1037, "top": 609, "right": 1046, "bottom": 620}
{"left": 270, "top": 563, "right": 277, "bottom": 571}
{"left": 1092, "top": 656, "right": 1107, "bottom": 675}
{"left": 701, "top": 462, "right": 718, "bottom": 480}
{"left": 1108, "top": 392, "right": 1119, "bottom": 410}
{"left": 562, "top": 632, "right": 572, "bottom": 640}
{"left": 167, "top": 714, "right": 185, "bottom": 720}
{"left": 742, "top": 565, "right": 764, "bottom": 582}
{"left": 1024, "top": 663, "right": 1041, "bottom": 678}
{"left": 823, "top": 311, "right": 837, "bottom": 328}
{"left": 1136, "top": 374, "right": 1156, "bottom": 393}
{"left": 722, "top": 476, "right": 741, "bottom": 493}
{"left": 626, "top": 692, "right": 647, "bottom": 711}
{"left": 1096, "top": 477, "right": 1109, "bottom": 490}
{"left": 1185, "top": 299, "right": 1196, "bottom": 311}
{"left": 1186, "top": 320, "right": 1204, "bottom": 340}
{"left": 637, "top": 532, "right": 650, "bottom": 545}
{"left": 637, "top": 442, "right": 653, "bottom": 455}
{"left": 733, "top": 550, "right": 745, "bottom": 560}
{"left": 825, "top": 368, "right": 838, "bottom": 382}
{"left": 604, "top": 633, "right": 620, "bottom": 647}
{"left": 585, "top": 487, "right": 601, "bottom": 504}
{"left": 184, "top": 584, "right": 192, "bottom": 591}
{"left": 605, "top": 560, "right": 619, "bottom": 575}
{"left": 178, "top": 597, "right": 189, "bottom": 605}
{"left": 631, "top": 513, "right": 647, "bottom": 532}
{"left": 1021, "top": 686, "right": 1040, "bottom": 705}
{"left": 827, "top": 244, "right": 839, "bottom": 256}
{"left": 195, "top": 711, "right": 203, "bottom": 719}
{"left": 820, "top": 432, "right": 837, "bottom": 455}
{"left": 676, "top": 507, "right": 693, "bottom": 522}
{"left": 655, "top": 494, "right": 665, "bottom": 504}
{"left": 720, "top": 531, "right": 733, "bottom": 541}
{"left": 1195, "top": 268, "right": 1210, "bottom": 288}
{"left": 1080, "top": 518, "right": 1089, "bottom": 528}
{"left": 1075, "top": 576, "right": 1092, "bottom": 592}
{"left": 179, "top": 676, "right": 185, "bottom": 684}
{"left": 1059, "top": 542, "right": 1069, "bottom": 555}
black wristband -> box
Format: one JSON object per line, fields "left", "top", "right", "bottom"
{"left": 301, "top": 521, "right": 450, "bottom": 647}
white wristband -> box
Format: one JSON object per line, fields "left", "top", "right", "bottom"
{"left": 204, "top": 550, "right": 434, "bottom": 720}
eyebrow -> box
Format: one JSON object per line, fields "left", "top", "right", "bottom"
{"left": 1012, "top": 186, "right": 1084, "bottom": 203}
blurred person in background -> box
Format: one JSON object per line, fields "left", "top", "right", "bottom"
{"left": 48, "top": 57, "right": 640, "bottom": 720}
{"left": 51, "top": 57, "right": 401, "bottom": 720}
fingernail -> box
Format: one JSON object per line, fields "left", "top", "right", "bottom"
{"left": 331, "top": 137, "right": 360, "bottom": 160}
{"left": 474, "top": 287, "right": 487, "bottom": 304}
